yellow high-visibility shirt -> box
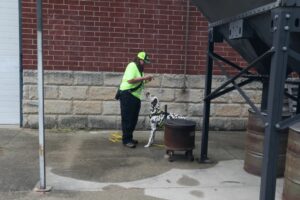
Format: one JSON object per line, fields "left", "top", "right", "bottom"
{"left": 120, "top": 62, "right": 144, "bottom": 99}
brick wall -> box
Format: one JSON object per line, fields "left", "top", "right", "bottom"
{"left": 22, "top": 0, "right": 246, "bottom": 75}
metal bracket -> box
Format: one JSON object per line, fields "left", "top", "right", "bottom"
{"left": 276, "top": 113, "right": 300, "bottom": 129}
{"left": 229, "top": 19, "right": 253, "bottom": 39}
{"left": 209, "top": 28, "right": 223, "bottom": 43}
{"left": 210, "top": 2, "right": 281, "bottom": 27}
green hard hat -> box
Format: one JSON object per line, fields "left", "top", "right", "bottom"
{"left": 137, "top": 51, "right": 150, "bottom": 63}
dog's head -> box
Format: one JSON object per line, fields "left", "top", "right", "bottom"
{"left": 145, "top": 92, "right": 160, "bottom": 114}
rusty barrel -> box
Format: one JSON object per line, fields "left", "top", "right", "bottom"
{"left": 164, "top": 119, "right": 196, "bottom": 151}
{"left": 244, "top": 109, "right": 289, "bottom": 176}
{"left": 283, "top": 123, "right": 300, "bottom": 200}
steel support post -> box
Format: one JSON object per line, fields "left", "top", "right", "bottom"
{"left": 296, "top": 83, "right": 300, "bottom": 113}
{"left": 259, "top": 8, "right": 290, "bottom": 200}
{"left": 200, "top": 30, "right": 214, "bottom": 162}
{"left": 35, "top": 0, "right": 51, "bottom": 192}
{"left": 261, "top": 79, "right": 269, "bottom": 112}
{"left": 37, "top": 0, "right": 46, "bottom": 190}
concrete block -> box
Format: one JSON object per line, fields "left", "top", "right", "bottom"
{"left": 44, "top": 71, "right": 73, "bottom": 85}
{"left": 23, "top": 85, "right": 30, "bottom": 100}
{"left": 23, "top": 114, "right": 57, "bottom": 129}
{"left": 88, "top": 116, "right": 117, "bottom": 129}
{"left": 247, "top": 90, "right": 262, "bottom": 104}
{"left": 187, "top": 117, "right": 202, "bottom": 130}
{"left": 210, "top": 117, "right": 246, "bottom": 131}
{"left": 23, "top": 70, "right": 37, "bottom": 84}
{"left": 58, "top": 115, "right": 88, "bottom": 129}
{"left": 145, "top": 88, "right": 175, "bottom": 102}
{"left": 211, "top": 93, "right": 229, "bottom": 103}
{"left": 229, "top": 91, "right": 244, "bottom": 103}
{"left": 73, "top": 101, "right": 102, "bottom": 114}
{"left": 186, "top": 75, "right": 205, "bottom": 89}
{"left": 211, "top": 76, "right": 227, "bottom": 89}
{"left": 214, "top": 104, "right": 242, "bottom": 117}
{"left": 23, "top": 100, "right": 38, "bottom": 114}
{"left": 59, "top": 86, "right": 88, "bottom": 100}
{"left": 23, "top": 114, "right": 38, "bottom": 128}
{"left": 74, "top": 71, "right": 103, "bottom": 86}
{"left": 45, "top": 100, "right": 72, "bottom": 114}
{"left": 162, "top": 74, "right": 185, "bottom": 88}
{"left": 28, "top": 85, "right": 59, "bottom": 100}
{"left": 175, "top": 89, "right": 203, "bottom": 103}
{"left": 103, "top": 72, "right": 122, "bottom": 86}
{"left": 102, "top": 101, "right": 120, "bottom": 115}
{"left": 45, "top": 86, "right": 59, "bottom": 99}
{"left": 188, "top": 103, "right": 203, "bottom": 117}
{"left": 28, "top": 85, "right": 37, "bottom": 100}
{"left": 88, "top": 87, "right": 116, "bottom": 100}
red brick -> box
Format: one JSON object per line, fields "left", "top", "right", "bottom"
{"left": 21, "top": 0, "right": 246, "bottom": 75}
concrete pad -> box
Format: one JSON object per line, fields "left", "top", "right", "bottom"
{"left": 0, "top": 128, "right": 284, "bottom": 200}
{"left": 45, "top": 160, "right": 283, "bottom": 200}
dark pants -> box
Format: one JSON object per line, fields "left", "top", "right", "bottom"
{"left": 120, "top": 91, "right": 141, "bottom": 144}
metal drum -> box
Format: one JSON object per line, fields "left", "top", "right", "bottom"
{"left": 244, "top": 109, "right": 289, "bottom": 176}
{"left": 164, "top": 119, "right": 196, "bottom": 162}
{"left": 283, "top": 123, "right": 300, "bottom": 200}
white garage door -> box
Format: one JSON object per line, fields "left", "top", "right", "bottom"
{"left": 0, "top": 0, "right": 20, "bottom": 124}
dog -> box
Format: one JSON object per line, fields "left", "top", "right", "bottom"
{"left": 144, "top": 92, "right": 185, "bottom": 147}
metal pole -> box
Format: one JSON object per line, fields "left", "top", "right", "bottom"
{"left": 35, "top": 0, "right": 50, "bottom": 192}
{"left": 296, "top": 82, "right": 300, "bottom": 114}
{"left": 260, "top": 79, "right": 269, "bottom": 112}
{"left": 18, "top": 0, "right": 23, "bottom": 127}
{"left": 259, "top": 8, "right": 290, "bottom": 200}
{"left": 200, "top": 30, "right": 214, "bottom": 162}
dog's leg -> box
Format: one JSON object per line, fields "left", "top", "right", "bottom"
{"left": 145, "top": 123, "right": 157, "bottom": 148}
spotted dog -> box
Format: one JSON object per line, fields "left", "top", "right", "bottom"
{"left": 144, "top": 92, "right": 185, "bottom": 147}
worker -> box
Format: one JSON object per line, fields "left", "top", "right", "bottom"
{"left": 119, "top": 51, "right": 153, "bottom": 148}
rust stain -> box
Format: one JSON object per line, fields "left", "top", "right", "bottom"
{"left": 39, "top": 145, "right": 44, "bottom": 156}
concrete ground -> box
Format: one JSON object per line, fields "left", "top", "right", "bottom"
{"left": 0, "top": 127, "right": 284, "bottom": 200}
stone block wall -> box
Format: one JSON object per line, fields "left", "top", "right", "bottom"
{"left": 23, "top": 70, "right": 262, "bottom": 130}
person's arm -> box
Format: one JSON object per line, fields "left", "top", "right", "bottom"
{"left": 128, "top": 75, "right": 153, "bottom": 84}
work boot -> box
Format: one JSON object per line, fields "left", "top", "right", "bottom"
{"left": 123, "top": 142, "right": 136, "bottom": 148}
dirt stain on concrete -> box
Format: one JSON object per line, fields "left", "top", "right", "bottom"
{"left": 190, "top": 190, "right": 204, "bottom": 198}
{"left": 103, "top": 184, "right": 126, "bottom": 191}
{"left": 177, "top": 175, "right": 200, "bottom": 186}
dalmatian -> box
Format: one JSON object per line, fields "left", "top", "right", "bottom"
{"left": 144, "top": 92, "right": 186, "bottom": 148}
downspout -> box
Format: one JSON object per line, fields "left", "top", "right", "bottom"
{"left": 18, "top": 0, "right": 23, "bottom": 127}
{"left": 183, "top": 0, "right": 190, "bottom": 91}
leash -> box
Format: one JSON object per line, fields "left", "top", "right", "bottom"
{"left": 152, "top": 144, "right": 165, "bottom": 148}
